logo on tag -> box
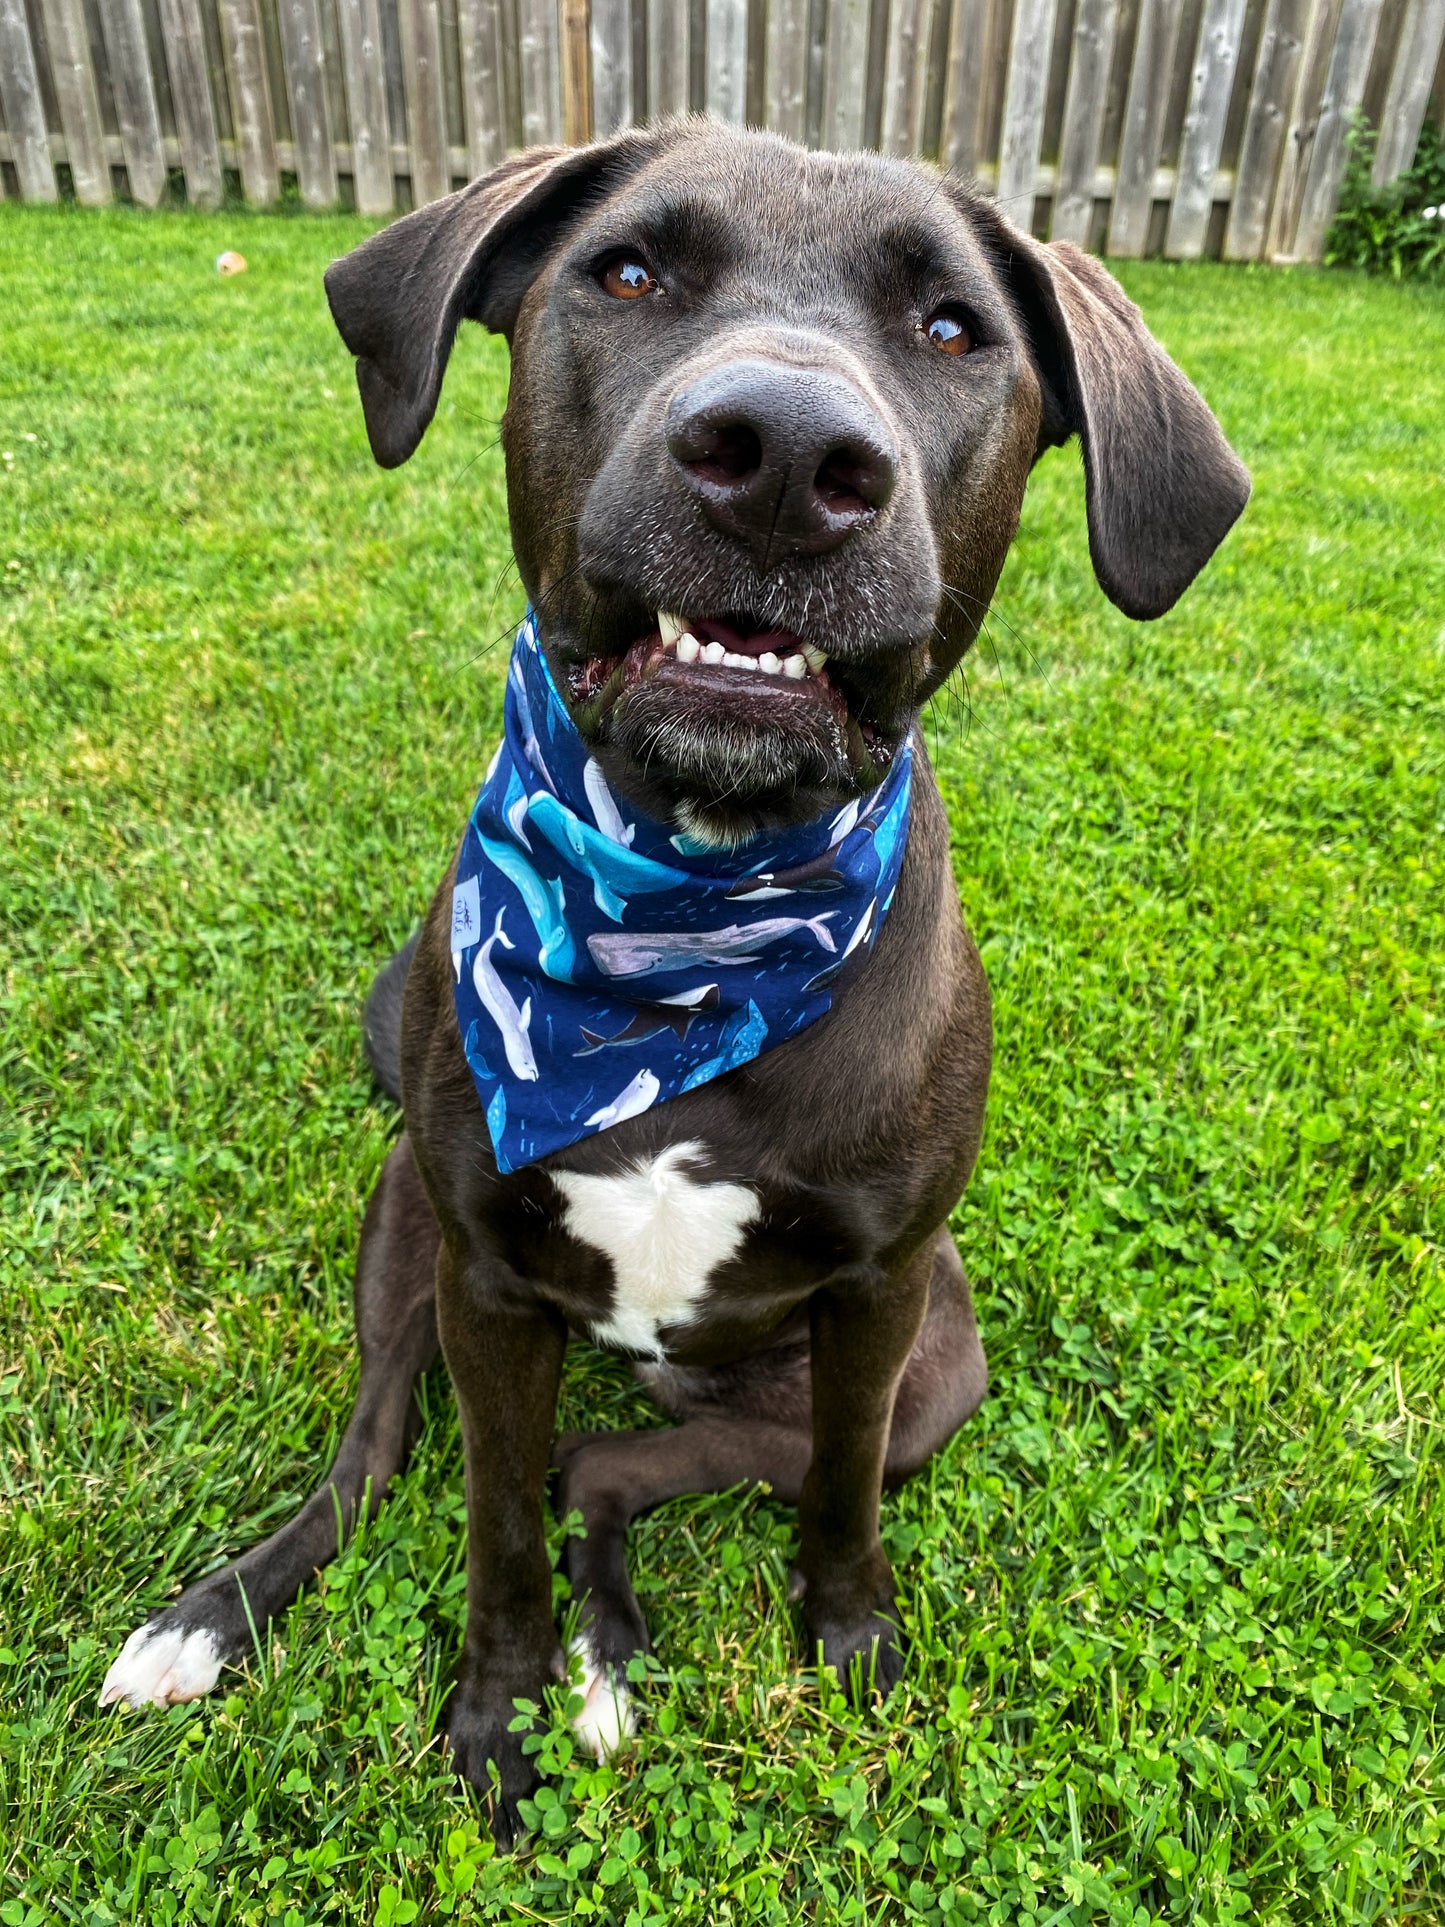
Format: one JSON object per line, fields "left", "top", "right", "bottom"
{"left": 451, "top": 875, "right": 482, "bottom": 951}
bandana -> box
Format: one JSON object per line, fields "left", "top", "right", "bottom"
{"left": 450, "top": 611, "right": 913, "bottom": 1172}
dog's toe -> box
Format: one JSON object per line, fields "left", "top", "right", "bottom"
{"left": 567, "top": 1634, "right": 637, "bottom": 1760}
{"left": 100, "top": 1618, "right": 224, "bottom": 1710}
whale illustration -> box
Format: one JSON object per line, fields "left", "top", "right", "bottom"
{"left": 574, "top": 983, "right": 720, "bottom": 1055}
{"left": 584, "top": 1067, "right": 661, "bottom": 1129}
{"left": 804, "top": 896, "right": 877, "bottom": 994}
{"left": 473, "top": 909, "right": 538, "bottom": 1081}
{"left": 681, "top": 998, "right": 769, "bottom": 1090}
{"left": 586, "top": 913, "right": 836, "bottom": 979}
{"left": 526, "top": 791, "right": 690, "bottom": 922}
{"left": 726, "top": 846, "right": 850, "bottom": 900}
{"left": 475, "top": 830, "right": 574, "bottom": 980}
{"left": 511, "top": 654, "right": 554, "bottom": 788}
{"left": 503, "top": 765, "right": 532, "bottom": 850}
{"left": 583, "top": 758, "right": 635, "bottom": 847}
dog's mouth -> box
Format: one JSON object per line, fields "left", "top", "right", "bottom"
{"left": 563, "top": 611, "right": 894, "bottom": 768}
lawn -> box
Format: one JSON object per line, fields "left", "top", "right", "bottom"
{"left": 0, "top": 201, "right": 1441, "bottom": 1927}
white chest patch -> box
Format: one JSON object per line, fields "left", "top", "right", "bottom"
{"left": 551, "top": 1142, "right": 759, "bottom": 1358}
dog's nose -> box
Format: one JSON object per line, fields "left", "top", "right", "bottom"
{"left": 665, "top": 360, "right": 897, "bottom": 565}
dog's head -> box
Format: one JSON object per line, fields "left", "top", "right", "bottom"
{"left": 326, "top": 122, "right": 1248, "bottom": 845}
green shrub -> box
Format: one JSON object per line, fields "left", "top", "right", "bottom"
{"left": 1325, "top": 115, "right": 1445, "bottom": 279}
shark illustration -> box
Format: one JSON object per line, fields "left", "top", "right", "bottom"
{"left": 583, "top": 758, "right": 636, "bottom": 847}
{"left": 586, "top": 914, "right": 837, "bottom": 979}
{"left": 473, "top": 909, "right": 538, "bottom": 1081}
{"left": 584, "top": 1067, "right": 661, "bottom": 1129}
{"left": 574, "top": 984, "right": 720, "bottom": 1055}
{"left": 526, "top": 791, "right": 690, "bottom": 922}
{"left": 475, "top": 830, "right": 575, "bottom": 980}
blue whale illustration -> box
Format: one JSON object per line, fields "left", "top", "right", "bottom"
{"left": 526, "top": 791, "right": 690, "bottom": 922}
{"left": 474, "top": 829, "right": 575, "bottom": 980}
{"left": 587, "top": 913, "right": 836, "bottom": 978}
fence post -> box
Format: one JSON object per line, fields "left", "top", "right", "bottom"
{"left": 707, "top": 0, "right": 749, "bottom": 121}
{"left": 157, "top": 0, "right": 225, "bottom": 207}
{"left": 563, "top": 0, "right": 593, "bottom": 140}
{"left": 0, "top": 0, "right": 55, "bottom": 202}
{"left": 1370, "top": 0, "right": 1445, "bottom": 180}
{"left": 399, "top": 0, "right": 451, "bottom": 200}
{"left": 279, "top": 0, "right": 339, "bottom": 205}
{"left": 821, "top": 0, "right": 870, "bottom": 149}
{"left": 1291, "top": 0, "right": 1384, "bottom": 256}
{"left": 1107, "top": 0, "right": 1186, "bottom": 251}
{"left": 649, "top": 0, "right": 690, "bottom": 117}
{"left": 100, "top": 0, "right": 168, "bottom": 205}
{"left": 219, "top": 0, "right": 281, "bottom": 205}
{"left": 1224, "top": 0, "right": 1311, "bottom": 256}
{"left": 767, "top": 0, "right": 810, "bottom": 137}
{"left": 38, "top": 0, "right": 112, "bottom": 204}
{"left": 1165, "top": 0, "right": 1249, "bottom": 255}
{"left": 518, "top": 0, "right": 564, "bottom": 143}
{"left": 591, "top": 0, "right": 632, "bottom": 133}
{"left": 1052, "top": 0, "right": 1120, "bottom": 240}
{"left": 338, "top": 0, "right": 396, "bottom": 210}
{"left": 996, "top": 0, "right": 1059, "bottom": 223}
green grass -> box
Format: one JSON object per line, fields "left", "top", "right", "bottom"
{"left": 1, "top": 201, "right": 1442, "bottom": 1927}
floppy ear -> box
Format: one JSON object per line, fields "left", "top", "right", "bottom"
{"left": 969, "top": 205, "right": 1250, "bottom": 619}
{"left": 325, "top": 129, "right": 674, "bottom": 469}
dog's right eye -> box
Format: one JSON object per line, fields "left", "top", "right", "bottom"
{"left": 599, "top": 256, "right": 658, "bottom": 300}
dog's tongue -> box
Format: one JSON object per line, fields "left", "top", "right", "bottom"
{"left": 689, "top": 617, "right": 802, "bottom": 658}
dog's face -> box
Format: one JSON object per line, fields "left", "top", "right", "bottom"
{"left": 327, "top": 124, "right": 1248, "bottom": 843}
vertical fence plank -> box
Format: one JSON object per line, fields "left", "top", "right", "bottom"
{"left": 157, "top": 0, "right": 224, "bottom": 206}
{"left": 1165, "top": 0, "right": 1248, "bottom": 254}
{"left": 648, "top": 0, "right": 689, "bottom": 115}
{"left": 883, "top": 0, "right": 929, "bottom": 152}
{"left": 338, "top": 0, "right": 395, "bottom": 208}
{"left": 996, "top": 0, "right": 1058, "bottom": 217}
{"left": 0, "top": 0, "right": 56, "bottom": 200}
{"left": 942, "top": 0, "right": 993, "bottom": 173}
{"left": 399, "top": 0, "right": 451, "bottom": 197}
{"left": 219, "top": 0, "right": 280, "bottom": 203}
{"left": 591, "top": 0, "right": 632, "bottom": 132}
{"left": 822, "top": 0, "right": 870, "bottom": 148}
{"left": 278, "top": 0, "right": 338, "bottom": 203}
{"left": 766, "top": 0, "right": 809, "bottom": 134}
{"left": 562, "top": 0, "right": 590, "bottom": 138}
{"left": 1051, "top": 0, "right": 1119, "bottom": 237}
{"left": 37, "top": 0, "right": 111, "bottom": 203}
{"left": 1371, "top": 0, "right": 1445, "bottom": 179}
{"left": 1264, "top": 0, "right": 1339, "bottom": 254}
{"left": 707, "top": 0, "right": 748, "bottom": 120}
{"left": 101, "top": 0, "right": 169, "bottom": 205}
{"left": 1291, "top": 0, "right": 1384, "bottom": 254}
{"left": 518, "top": 0, "right": 562, "bottom": 143}
{"left": 1223, "top": 0, "right": 1309, "bottom": 255}
{"left": 1107, "top": 0, "right": 1184, "bottom": 250}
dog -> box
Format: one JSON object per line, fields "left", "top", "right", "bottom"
{"left": 101, "top": 119, "right": 1248, "bottom": 1843}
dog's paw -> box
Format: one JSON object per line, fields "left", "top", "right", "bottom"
{"left": 100, "top": 1617, "right": 225, "bottom": 1710}
{"left": 443, "top": 1681, "right": 545, "bottom": 1850}
{"left": 810, "top": 1608, "right": 907, "bottom": 1699}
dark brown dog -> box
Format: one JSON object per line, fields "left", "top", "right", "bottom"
{"left": 102, "top": 121, "right": 1248, "bottom": 1844}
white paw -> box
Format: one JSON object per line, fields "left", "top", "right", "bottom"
{"left": 567, "top": 1636, "right": 636, "bottom": 1760}
{"left": 99, "top": 1622, "right": 223, "bottom": 1710}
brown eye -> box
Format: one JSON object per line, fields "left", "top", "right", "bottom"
{"left": 600, "top": 256, "right": 657, "bottom": 300}
{"left": 925, "top": 310, "right": 973, "bottom": 356}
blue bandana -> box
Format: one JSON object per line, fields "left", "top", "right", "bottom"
{"left": 450, "top": 612, "right": 913, "bottom": 1172}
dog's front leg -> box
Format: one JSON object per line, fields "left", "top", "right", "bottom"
{"left": 435, "top": 1238, "right": 567, "bottom": 1846}
{"left": 797, "top": 1246, "right": 933, "bottom": 1695}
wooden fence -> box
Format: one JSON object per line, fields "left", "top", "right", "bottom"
{"left": 2, "top": 0, "right": 1443, "bottom": 259}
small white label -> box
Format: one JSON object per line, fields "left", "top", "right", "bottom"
{"left": 451, "top": 875, "right": 482, "bottom": 951}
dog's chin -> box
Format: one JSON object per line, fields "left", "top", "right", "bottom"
{"left": 553, "top": 613, "right": 909, "bottom": 844}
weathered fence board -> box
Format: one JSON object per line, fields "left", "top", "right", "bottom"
{"left": 218, "top": 0, "right": 280, "bottom": 203}
{"left": 38, "top": 0, "right": 111, "bottom": 203}
{"left": 822, "top": 0, "right": 870, "bottom": 148}
{"left": 1107, "top": 0, "right": 1186, "bottom": 250}
{"left": 997, "top": 0, "right": 1060, "bottom": 216}
{"left": 1052, "top": 0, "right": 1120, "bottom": 238}
{"left": 337, "top": 0, "right": 394, "bottom": 210}
{"left": 4, "top": 0, "right": 1440, "bottom": 262}
{"left": 707, "top": 0, "right": 749, "bottom": 121}
{"left": 0, "top": 0, "right": 56, "bottom": 201}
{"left": 1166, "top": 0, "right": 1249, "bottom": 254}
{"left": 1371, "top": 0, "right": 1445, "bottom": 178}
{"left": 590, "top": 0, "right": 632, "bottom": 134}
{"left": 100, "top": 0, "right": 168, "bottom": 205}
{"left": 277, "top": 0, "right": 336, "bottom": 205}
{"left": 1223, "top": 0, "right": 1310, "bottom": 256}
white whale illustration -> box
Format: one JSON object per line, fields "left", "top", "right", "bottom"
{"left": 586, "top": 914, "right": 836, "bottom": 979}
{"left": 583, "top": 758, "right": 636, "bottom": 847}
{"left": 473, "top": 909, "right": 538, "bottom": 1081}
{"left": 584, "top": 1067, "right": 661, "bottom": 1129}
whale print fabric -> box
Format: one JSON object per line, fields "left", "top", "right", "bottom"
{"left": 451, "top": 612, "right": 913, "bottom": 1172}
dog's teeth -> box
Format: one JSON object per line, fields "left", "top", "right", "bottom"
{"left": 675, "top": 633, "right": 700, "bottom": 663}
{"left": 802, "top": 645, "right": 828, "bottom": 672}
{"left": 722, "top": 650, "right": 754, "bottom": 670}
{"left": 782, "top": 653, "right": 807, "bottom": 679}
{"left": 757, "top": 651, "right": 781, "bottom": 675}
{"left": 658, "top": 611, "right": 686, "bottom": 646}
{"left": 701, "top": 640, "right": 726, "bottom": 665}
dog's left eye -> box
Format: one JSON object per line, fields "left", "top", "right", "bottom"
{"left": 600, "top": 256, "right": 658, "bottom": 300}
{"left": 924, "top": 309, "right": 973, "bottom": 356}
